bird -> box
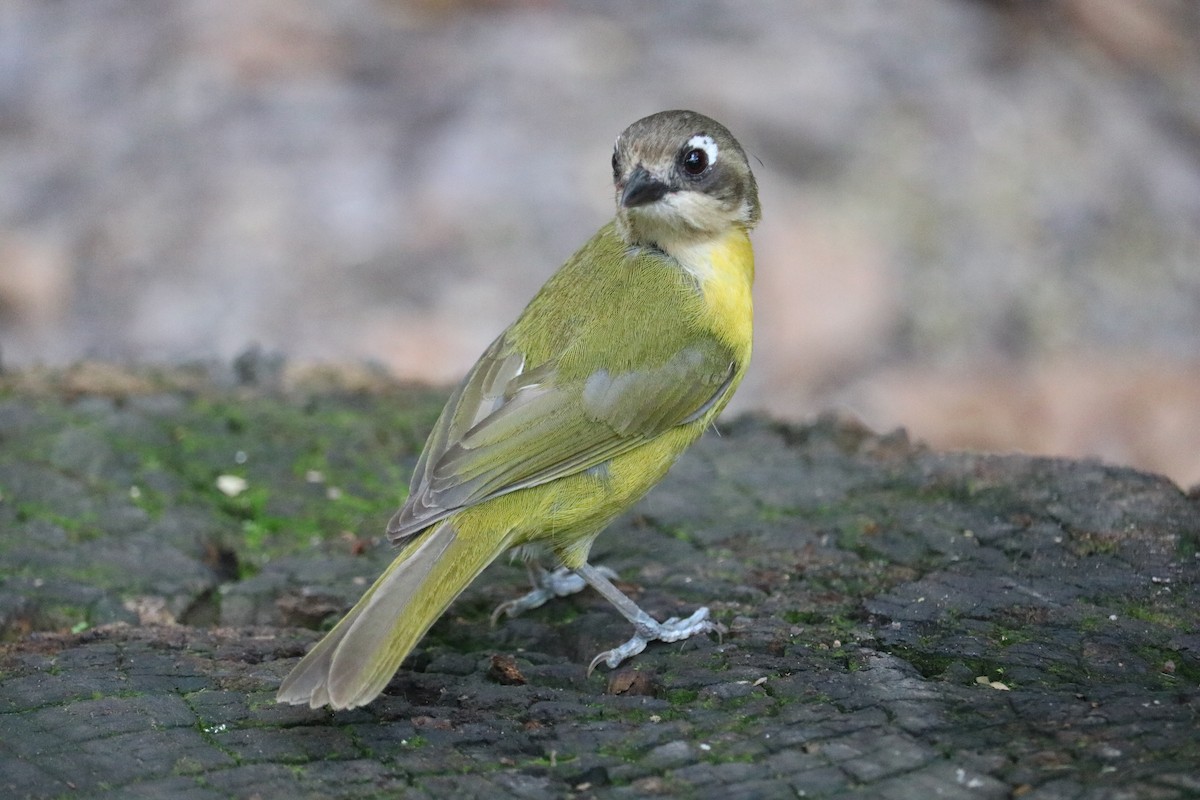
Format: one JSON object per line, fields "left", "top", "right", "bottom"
{"left": 277, "top": 109, "right": 760, "bottom": 710}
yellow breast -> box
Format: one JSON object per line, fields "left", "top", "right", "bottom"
{"left": 670, "top": 228, "right": 755, "bottom": 354}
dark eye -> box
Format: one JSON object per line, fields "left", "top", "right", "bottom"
{"left": 681, "top": 147, "right": 708, "bottom": 176}
{"left": 611, "top": 151, "right": 620, "bottom": 180}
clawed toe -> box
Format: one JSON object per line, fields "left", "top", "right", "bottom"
{"left": 587, "top": 635, "right": 649, "bottom": 675}
{"left": 489, "top": 596, "right": 533, "bottom": 626}
{"left": 586, "top": 605, "right": 723, "bottom": 674}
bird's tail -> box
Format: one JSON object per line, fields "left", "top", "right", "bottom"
{"left": 276, "top": 519, "right": 500, "bottom": 710}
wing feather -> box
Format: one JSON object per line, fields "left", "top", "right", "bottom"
{"left": 387, "top": 333, "right": 738, "bottom": 542}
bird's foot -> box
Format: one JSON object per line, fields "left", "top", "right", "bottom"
{"left": 490, "top": 565, "right": 619, "bottom": 625}
{"left": 587, "top": 606, "right": 725, "bottom": 674}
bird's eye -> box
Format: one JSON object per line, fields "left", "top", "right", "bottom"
{"left": 681, "top": 148, "right": 708, "bottom": 176}
{"left": 680, "top": 134, "right": 719, "bottom": 178}
{"left": 612, "top": 150, "right": 620, "bottom": 181}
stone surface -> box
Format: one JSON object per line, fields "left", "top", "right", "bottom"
{"left": 0, "top": 365, "right": 1197, "bottom": 799}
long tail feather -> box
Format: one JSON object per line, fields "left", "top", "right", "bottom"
{"left": 277, "top": 520, "right": 498, "bottom": 710}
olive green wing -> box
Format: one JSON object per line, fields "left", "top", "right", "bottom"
{"left": 387, "top": 333, "right": 738, "bottom": 543}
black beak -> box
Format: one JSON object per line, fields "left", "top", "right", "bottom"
{"left": 620, "top": 165, "right": 670, "bottom": 208}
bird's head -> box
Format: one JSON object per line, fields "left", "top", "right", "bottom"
{"left": 612, "top": 110, "right": 760, "bottom": 251}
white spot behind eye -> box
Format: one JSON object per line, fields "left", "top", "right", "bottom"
{"left": 685, "top": 134, "right": 719, "bottom": 166}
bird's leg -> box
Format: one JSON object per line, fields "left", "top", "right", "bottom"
{"left": 575, "top": 562, "right": 725, "bottom": 674}
{"left": 490, "top": 562, "right": 619, "bottom": 625}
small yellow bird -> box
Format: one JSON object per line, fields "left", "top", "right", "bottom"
{"left": 277, "top": 110, "right": 760, "bottom": 710}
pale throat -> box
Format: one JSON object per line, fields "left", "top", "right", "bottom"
{"left": 663, "top": 227, "right": 755, "bottom": 292}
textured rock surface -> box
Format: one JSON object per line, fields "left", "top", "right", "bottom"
{"left": 1, "top": 365, "right": 1197, "bottom": 798}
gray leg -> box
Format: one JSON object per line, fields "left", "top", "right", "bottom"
{"left": 575, "top": 562, "right": 724, "bottom": 674}
{"left": 490, "top": 563, "right": 619, "bottom": 625}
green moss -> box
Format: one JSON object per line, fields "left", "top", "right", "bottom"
{"left": 1178, "top": 529, "right": 1198, "bottom": 559}
{"left": 12, "top": 603, "right": 96, "bottom": 637}
{"left": 1131, "top": 645, "right": 1200, "bottom": 685}
{"left": 1121, "top": 602, "right": 1176, "bottom": 628}
{"left": 756, "top": 503, "right": 800, "bottom": 522}
{"left": 1067, "top": 530, "right": 1121, "bottom": 557}
{"left": 598, "top": 739, "right": 644, "bottom": 762}
{"left": 884, "top": 645, "right": 1015, "bottom": 684}
{"left": 151, "top": 389, "right": 442, "bottom": 560}
{"left": 990, "top": 625, "right": 1034, "bottom": 647}
{"left": 665, "top": 688, "right": 699, "bottom": 705}
{"left": 127, "top": 483, "right": 168, "bottom": 517}
{"left": 1045, "top": 660, "right": 1090, "bottom": 683}
{"left": 833, "top": 515, "right": 878, "bottom": 556}
{"left": 171, "top": 756, "right": 207, "bottom": 776}
{"left": 783, "top": 609, "right": 824, "bottom": 625}
{"left": 702, "top": 747, "right": 758, "bottom": 765}
{"left": 12, "top": 501, "right": 99, "bottom": 541}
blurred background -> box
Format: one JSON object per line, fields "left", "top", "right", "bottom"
{"left": 2, "top": 0, "right": 1199, "bottom": 487}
